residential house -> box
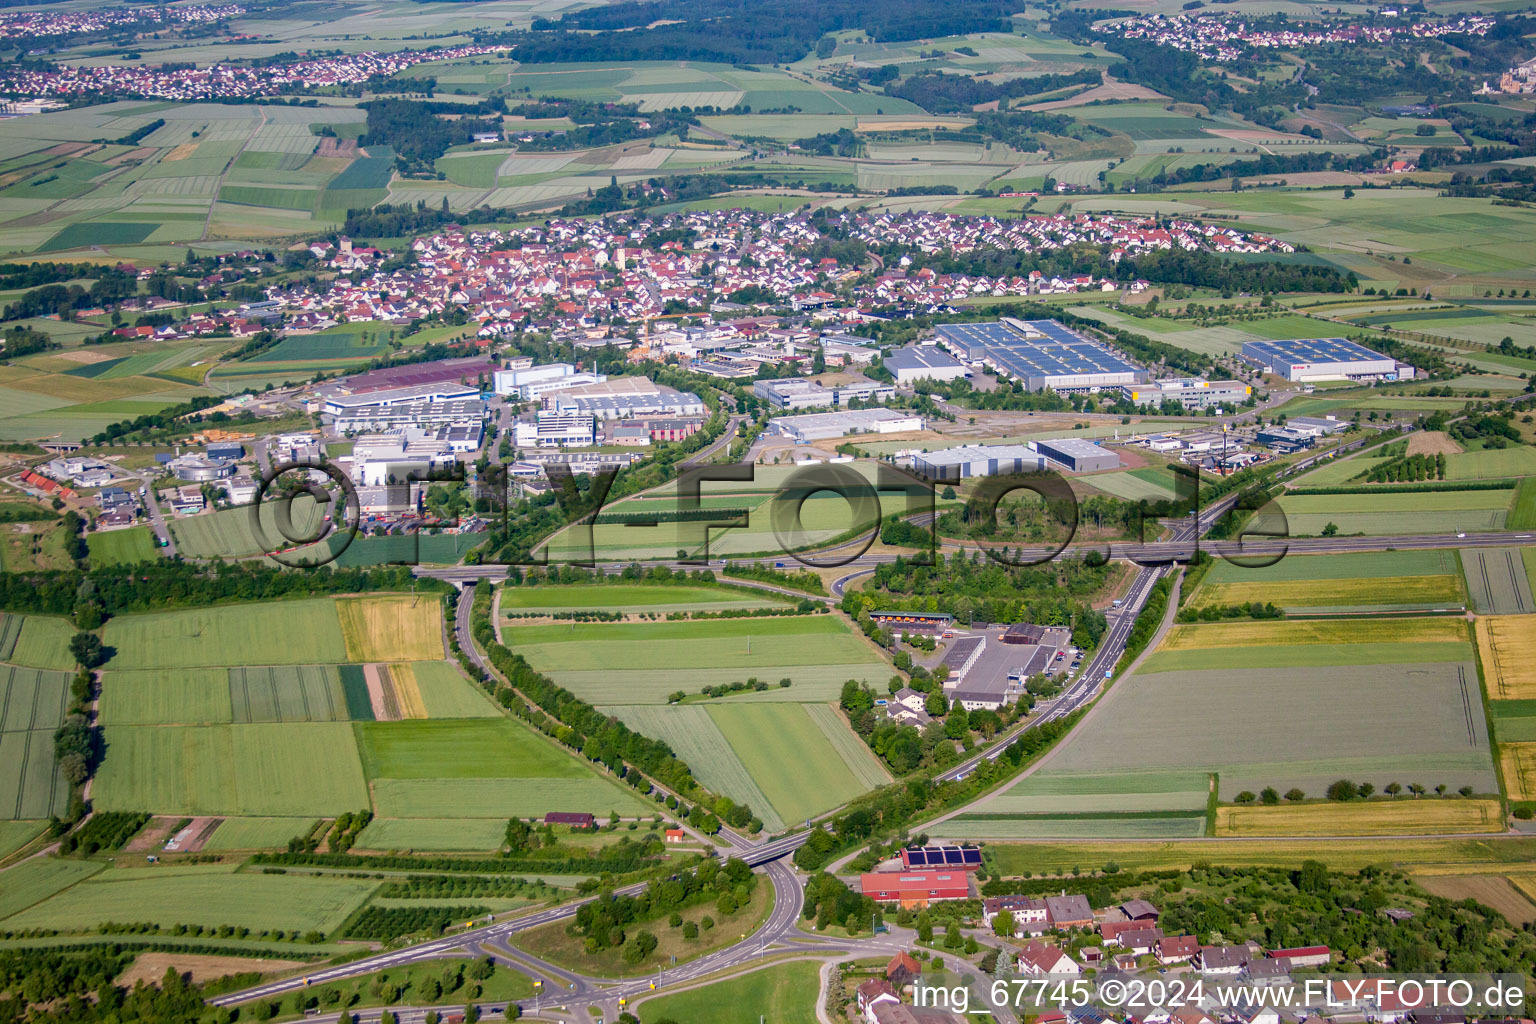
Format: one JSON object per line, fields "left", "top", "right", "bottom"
{"left": 1118, "top": 927, "right": 1164, "bottom": 957}
{"left": 981, "top": 895, "right": 1049, "bottom": 935}
{"left": 1157, "top": 935, "right": 1199, "bottom": 965}
{"left": 1017, "top": 939, "right": 1081, "bottom": 976}
{"left": 857, "top": 979, "right": 899, "bottom": 1022}
{"left": 887, "top": 952, "right": 921, "bottom": 990}
{"left": 1197, "top": 945, "right": 1249, "bottom": 975}
{"left": 1045, "top": 893, "right": 1094, "bottom": 930}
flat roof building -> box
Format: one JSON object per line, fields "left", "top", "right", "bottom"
{"left": 769, "top": 408, "right": 924, "bottom": 443}
{"left": 912, "top": 444, "right": 1045, "bottom": 480}
{"left": 754, "top": 376, "right": 895, "bottom": 410}
{"left": 1033, "top": 437, "right": 1121, "bottom": 473}
{"left": 1239, "top": 338, "right": 1402, "bottom": 382}
{"left": 935, "top": 319, "right": 1145, "bottom": 391}
{"left": 884, "top": 344, "right": 969, "bottom": 384}
{"left": 321, "top": 382, "right": 480, "bottom": 417}
{"left": 332, "top": 399, "right": 487, "bottom": 433}
{"left": 1122, "top": 378, "right": 1252, "bottom": 410}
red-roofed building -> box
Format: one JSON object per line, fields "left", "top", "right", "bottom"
{"left": 858, "top": 870, "right": 971, "bottom": 908}
{"left": 1268, "top": 945, "right": 1330, "bottom": 967}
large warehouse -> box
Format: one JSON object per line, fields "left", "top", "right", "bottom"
{"left": 1033, "top": 437, "right": 1122, "bottom": 473}
{"left": 1240, "top": 338, "right": 1407, "bottom": 382}
{"left": 934, "top": 319, "right": 1145, "bottom": 391}
{"left": 883, "top": 344, "right": 969, "bottom": 384}
{"left": 770, "top": 408, "right": 924, "bottom": 443}
{"left": 912, "top": 444, "right": 1046, "bottom": 479}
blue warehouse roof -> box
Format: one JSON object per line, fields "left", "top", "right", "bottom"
{"left": 1243, "top": 337, "right": 1390, "bottom": 363}
{"left": 935, "top": 320, "right": 1142, "bottom": 380}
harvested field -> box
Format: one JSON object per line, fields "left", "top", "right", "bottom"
{"left": 336, "top": 596, "right": 443, "bottom": 663}
{"left": 1476, "top": 615, "right": 1536, "bottom": 700}
{"left": 1215, "top": 799, "right": 1503, "bottom": 836}
{"left": 1408, "top": 431, "right": 1464, "bottom": 457}
{"left": 117, "top": 952, "right": 306, "bottom": 988}
{"left": 1162, "top": 617, "right": 1467, "bottom": 650}
{"left": 1501, "top": 743, "right": 1536, "bottom": 801}
{"left": 1418, "top": 875, "right": 1536, "bottom": 925}
{"left": 1191, "top": 574, "right": 1465, "bottom": 612}
{"left": 362, "top": 663, "right": 395, "bottom": 720}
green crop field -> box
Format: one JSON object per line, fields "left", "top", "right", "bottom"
{"left": 247, "top": 325, "right": 393, "bottom": 364}
{"left": 1190, "top": 551, "right": 1468, "bottom": 613}
{"left": 1, "top": 863, "right": 375, "bottom": 934}
{"left": 1445, "top": 448, "right": 1536, "bottom": 481}
{"left": 87, "top": 527, "right": 160, "bottom": 567}
{"left": 228, "top": 665, "right": 350, "bottom": 723}
{"left": 1461, "top": 547, "right": 1535, "bottom": 615}
{"left": 1140, "top": 640, "right": 1471, "bottom": 672}
{"left": 103, "top": 599, "right": 348, "bottom": 669}
{"left": 408, "top": 661, "right": 499, "bottom": 718}
{"left": 8, "top": 614, "right": 77, "bottom": 670}
{"left": 203, "top": 817, "right": 318, "bottom": 851}
{"left": 498, "top": 583, "right": 785, "bottom": 615}
{"left": 977, "top": 770, "right": 1211, "bottom": 815}
{"left": 1038, "top": 659, "right": 1493, "bottom": 804}
{"left": 0, "top": 665, "right": 73, "bottom": 818}
{"left": 1275, "top": 489, "right": 1514, "bottom": 535}
{"left": 0, "top": 819, "right": 45, "bottom": 861}
{"left": 99, "top": 668, "right": 233, "bottom": 725}
{"left": 169, "top": 500, "right": 329, "bottom": 560}
{"left": 637, "top": 960, "right": 819, "bottom": 1024}
{"left": 0, "top": 857, "right": 103, "bottom": 922}
{"left": 938, "top": 816, "right": 1209, "bottom": 839}
{"left": 504, "top": 615, "right": 889, "bottom": 703}
{"left": 355, "top": 717, "right": 651, "bottom": 819}
{"left": 332, "top": 532, "right": 487, "bottom": 566}
{"left": 353, "top": 816, "right": 509, "bottom": 852}
{"left": 92, "top": 722, "right": 370, "bottom": 816}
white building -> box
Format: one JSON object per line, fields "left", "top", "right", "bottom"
{"left": 514, "top": 412, "right": 596, "bottom": 448}
{"left": 883, "top": 344, "right": 969, "bottom": 384}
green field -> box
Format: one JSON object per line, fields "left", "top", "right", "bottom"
{"left": 505, "top": 614, "right": 890, "bottom": 703}
{"left": 99, "top": 668, "right": 232, "bottom": 725}
{"left": 0, "top": 665, "right": 74, "bottom": 819}
{"left": 169, "top": 500, "right": 328, "bottom": 560}
{"left": 498, "top": 583, "right": 784, "bottom": 615}
{"left": 103, "top": 599, "right": 348, "bottom": 668}
{"left": 0, "top": 819, "right": 46, "bottom": 861}
{"left": 86, "top": 527, "right": 160, "bottom": 567}
{"left": 408, "top": 661, "right": 499, "bottom": 718}
{"left": 228, "top": 665, "right": 350, "bottom": 723}
{"left": 1445, "top": 447, "right": 1536, "bottom": 481}
{"left": 92, "top": 722, "right": 370, "bottom": 816}
{"left": 0, "top": 857, "right": 103, "bottom": 922}
{"left": 332, "top": 532, "right": 488, "bottom": 566}
{"left": 1, "top": 863, "right": 375, "bottom": 934}
{"left": 353, "top": 817, "right": 509, "bottom": 852}
{"left": 203, "top": 817, "right": 318, "bottom": 851}
{"left": 6, "top": 615, "right": 77, "bottom": 670}
{"left": 637, "top": 960, "right": 820, "bottom": 1024}
{"left": 1275, "top": 489, "right": 1514, "bottom": 535}
{"left": 355, "top": 717, "right": 651, "bottom": 819}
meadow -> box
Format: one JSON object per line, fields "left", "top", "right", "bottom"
{"left": 86, "top": 527, "right": 160, "bottom": 567}
{"left": 169, "top": 499, "right": 329, "bottom": 561}
{"left": 352, "top": 816, "right": 509, "bottom": 852}
{"left": 203, "top": 817, "right": 317, "bottom": 851}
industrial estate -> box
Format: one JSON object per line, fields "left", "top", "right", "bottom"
{"left": 1, "top": 0, "right": 1535, "bottom": 1022}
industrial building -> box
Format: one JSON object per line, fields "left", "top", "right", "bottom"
{"left": 168, "top": 455, "right": 236, "bottom": 482}
{"left": 514, "top": 412, "right": 596, "bottom": 449}
{"left": 546, "top": 386, "right": 706, "bottom": 421}
{"left": 1239, "top": 338, "right": 1410, "bottom": 382}
{"left": 1121, "top": 378, "right": 1252, "bottom": 410}
{"left": 331, "top": 399, "right": 487, "bottom": 434}
{"left": 769, "top": 408, "right": 924, "bottom": 443}
{"left": 934, "top": 319, "right": 1145, "bottom": 392}
{"left": 492, "top": 361, "right": 576, "bottom": 398}
{"left": 1033, "top": 437, "right": 1122, "bottom": 473}
{"left": 911, "top": 444, "right": 1045, "bottom": 480}
{"left": 753, "top": 377, "right": 895, "bottom": 410}
{"left": 321, "top": 382, "right": 480, "bottom": 417}
{"left": 883, "top": 345, "right": 969, "bottom": 384}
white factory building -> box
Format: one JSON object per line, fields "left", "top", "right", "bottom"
{"left": 768, "top": 408, "right": 925, "bottom": 443}
{"left": 883, "top": 344, "right": 970, "bottom": 384}
{"left": 1239, "top": 338, "right": 1410, "bottom": 382}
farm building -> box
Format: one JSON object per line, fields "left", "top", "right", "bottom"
{"left": 544, "top": 812, "right": 596, "bottom": 828}
{"left": 884, "top": 344, "right": 970, "bottom": 384}
{"left": 1034, "top": 437, "right": 1121, "bottom": 473}
{"left": 1268, "top": 945, "right": 1330, "bottom": 967}
{"left": 858, "top": 870, "right": 971, "bottom": 908}
{"left": 934, "top": 319, "right": 1145, "bottom": 392}
{"left": 1239, "top": 338, "right": 1411, "bottom": 382}
{"left": 912, "top": 444, "right": 1044, "bottom": 480}
{"left": 769, "top": 408, "right": 924, "bottom": 443}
